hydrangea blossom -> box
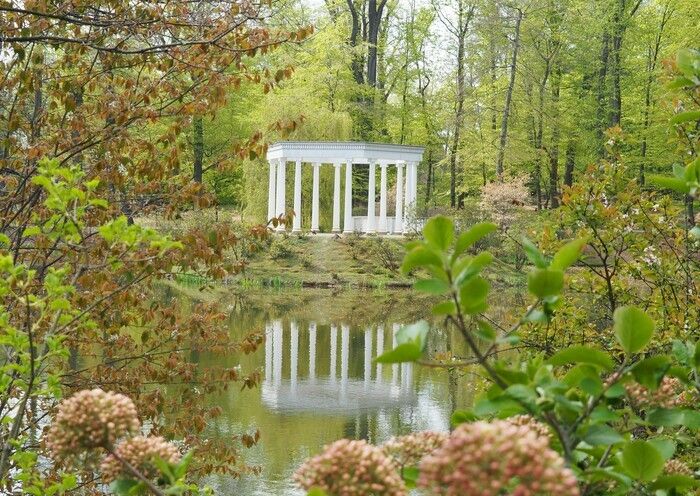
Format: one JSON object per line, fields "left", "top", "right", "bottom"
{"left": 625, "top": 377, "right": 690, "bottom": 409}
{"left": 294, "top": 439, "right": 406, "bottom": 496}
{"left": 505, "top": 415, "right": 551, "bottom": 439}
{"left": 100, "top": 435, "right": 181, "bottom": 483}
{"left": 664, "top": 459, "right": 692, "bottom": 476}
{"left": 418, "top": 420, "right": 579, "bottom": 496}
{"left": 46, "top": 389, "right": 140, "bottom": 462}
{"left": 382, "top": 431, "right": 448, "bottom": 467}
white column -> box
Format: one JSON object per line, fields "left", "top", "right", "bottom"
{"left": 378, "top": 162, "right": 388, "bottom": 234}
{"left": 264, "top": 322, "right": 272, "bottom": 382}
{"left": 332, "top": 163, "right": 341, "bottom": 233}
{"left": 343, "top": 161, "right": 353, "bottom": 233}
{"left": 375, "top": 325, "right": 384, "bottom": 382}
{"left": 410, "top": 161, "right": 418, "bottom": 210}
{"left": 364, "top": 327, "right": 373, "bottom": 389}
{"left": 267, "top": 161, "right": 277, "bottom": 223}
{"left": 366, "top": 160, "right": 377, "bottom": 234}
{"left": 330, "top": 324, "right": 337, "bottom": 382}
{"left": 275, "top": 159, "right": 286, "bottom": 232}
{"left": 291, "top": 321, "right": 299, "bottom": 391}
{"left": 403, "top": 160, "right": 412, "bottom": 234}
{"left": 272, "top": 320, "right": 283, "bottom": 385}
{"left": 394, "top": 163, "right": 404, "bottom": 234}
{"left": 340, "top": 324, "right": 349, "bottom": 400}
{"left": 309, "top": 322, "right": 317, "bottom": 381}
{"left": 292, "top": 159, "right": 302, "bottom": 233}
{"left": 311, "top": 162, "right": 320, "bottom": 233}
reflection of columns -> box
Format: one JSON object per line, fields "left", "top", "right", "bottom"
{"left": 366, "top": 160, "right": 376, "bottom": 234}
{"left": 330, "top": 325, "right": 337, "bottom": 382}
{"left": 267, "top": 161, "right": 277, "bottom": 222}
{"left": 401, "top": 362, "right": 413, "bottom": 393}
{"left": 311, "top": 163, "right": 320, "bottom": 233}
{"left": 378, "top": 163, "right": 388, "bottom": 234}
{"left": 364, "top": 327, "right": 373, "bottom": 388}
{"left": 375, "top": 325, "right": 384, "bottom": 382}
{"left": 343, "top": 161, "right": 353, "bottom": 233}
{"left": 272, "top": 320, "right": 283, "bottom": 385}
{"left": 341, "top": 325, "right": 349, "bottom": 398}
{"left": 291, "top": 321, "right": 299, "bottom": 390}
{"left": 394, "top": 163, "right": 404, "bottom": 234}
{"left": 264, "top": 322, "right": 272, "bottom": 382}
{"left": 391, "top": 323, "right": 399, "bottom": 386}
{"left": 275, "top": 159, "right": 286, "bottom": 232}
{"left": 403, "top": 161, "right": 412, "bottom": 234}
{"left": 309, "top": 322, "right": 317, "bottom": 381}
{"left": 292, "top": 159, "right": 302, "bottom": 232}
{"left": 332, "top": 163, "right": 342, "bottom": 233}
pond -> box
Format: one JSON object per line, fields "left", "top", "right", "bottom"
{"left": 184, "top": 287, "right": 522, "bottom": 495}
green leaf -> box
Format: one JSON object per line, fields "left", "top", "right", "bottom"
{"left": 648, "top": 438, "right": 675, "bottom": 461}
{"left": 374, "top": 342, "right": 423, "bottom": 364}
{"left": 547, "top": 345, "right": 614, "bottom": 371}
{"left": 631, "top": 356, "right": 671, "bottom": 390}
{"left": 401, "top": 247, "right": 442, "bottom": 274}
{"left": 414, "top": 278, "right": 450, "bottom": 294}
{"left": 521, "top": 237, "right": 548, "bottom": 268}
{"left": 650, "top": 475, "right": 700, "bottom": 490}
{"left": 550, "top": 238, "right": 587, "bottom": 271}
{"left": 474, "top": 319, "right": 496, "bottom": 341}
{"left": 454, "top": 252, "right": 493, "bottom": 285}
{"left": 671, "top": 110, "right": 700, "bottom": 125}
{"left": 527, "top": 268, "right": 564, "bottom": 298}
{"left": 109, "top": 479, "right": 139, "bottom": 496}
{"left": 459, "top": 276, "right": 490, "bottom": 314}
{"left": 453, "top": 222, "right": 497, "bottom": 258}
{"left": 401, "top": 466, "right": 420, "bottom": 488}
{"left": 307, "top": 487, "right": 329, "bottom": 496}
{"left": 647, "top": 408, "right": 684, "bottom": 427}
{"left": 583, "top": 424, "right": 624, "bottom": 446}
{"left": 647, "top": 175, "right": 690, "bottom": 193}
{"left": 431, "top": 301, "right": 456, "bottom": 316}
{"left": 613, "top": 306, "right": 655, "bottom": 355}
{"left": 621, "top": 441, "right": 664, "bottom": 481}
{"left": 451, "top": 409, "right": 477, "bottom": 425}
{"left": 375, "top": 321, "right": 430, "bottom": 364}
{"left": 423, "top": 216, "right": 453, "bottom": 251}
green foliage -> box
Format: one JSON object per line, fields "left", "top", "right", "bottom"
{"left": 373, "top": 212, "right": 700, "bottom": 494}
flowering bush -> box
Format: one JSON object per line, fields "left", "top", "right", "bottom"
{"left": 294, "top": 439, "right": 406, "bottom": 496}
{"left": 418, "top": 420, "right": 579, "bottom": 495}
{"left": 381, "top": 431, "right": 448, "bottom": 468}
{"left": 101, "top": 436, "right": 181, "bottom": 483}
{"left": 46, "top": 389, "right": 141, "bottom": 463}
{"left": 479, "top": 175, "right": 532, "bottom": 230}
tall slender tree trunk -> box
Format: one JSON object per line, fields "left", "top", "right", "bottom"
{"left": 640, "top": 3, "right": 672, "bottom": 185}
{"left": 193, "top": 116, "right": 203, "bottom": 183}
{"left": 496, "top": 8, "right": 523, "bottom": 180}
{"left": 549, "top": 63, "right": 561, "bottom": 208}
{"left": 595, "top": 30, "right": 610, "bottom": 157}
{"left": 609, "top": 0, "right": 624, "bottom": 127}
{"left": 564, "top": 140, "right": 575, "bottom": 187}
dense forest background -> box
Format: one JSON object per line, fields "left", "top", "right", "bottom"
{"left": 189, "top": 0, "right": 699, "bottom": 226}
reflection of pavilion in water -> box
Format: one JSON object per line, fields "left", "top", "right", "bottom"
{"left": 262, "top": 321, "right": 414, "bottom": 414}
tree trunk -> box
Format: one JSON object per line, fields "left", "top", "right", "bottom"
{"left": 496, "top": 8, "right": 523, "bottom": 180}
{"left": 347, "top": 0, "right": 364, "bottom": 85}
{"left": 193, "top": 116, "right": 203, "bottom": 183}
{"left": 609, "top": 0, "right": 624, "bottom": 127}
{"left": 549, "top": 63, "right": 561, "bottom": 208}
{"left": 595, "top": 30, "right": 610, "bottom": 157}
{"left": 640, "top": 2, "right": 672, "bottom": 185}
{"left": 564, "top": 139, "right": 575, "bottom": 187}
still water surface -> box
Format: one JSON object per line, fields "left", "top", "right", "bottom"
{"left": 188, "top": 288, "right": 516, "bottom": 495}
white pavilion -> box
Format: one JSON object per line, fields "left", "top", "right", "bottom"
{"left": 266, "top": 141, "right": 424, "bottom": 234}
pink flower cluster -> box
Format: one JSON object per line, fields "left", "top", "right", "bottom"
{"left": 664, "top": 459, "right": 692, "bottom": 476}
{"left": 382, "top": 431, "right": 448, "bottom": 467}
{"left": 46, "top": 389, "right": 140, "bottom": 461}
{"left": 505, "top": 415, "right": 551, "bottom": 439}
{"left": 625, "top": 377, "right": 689, "bottom": 409}
{"left": 101, "top": 435, "right": 181, "bottom": 483}
{"left": 294, "top": 439, "right": 406, "bottom": 496}
{"left": 418, "top": 420, "right": 580, "bottom": 496}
